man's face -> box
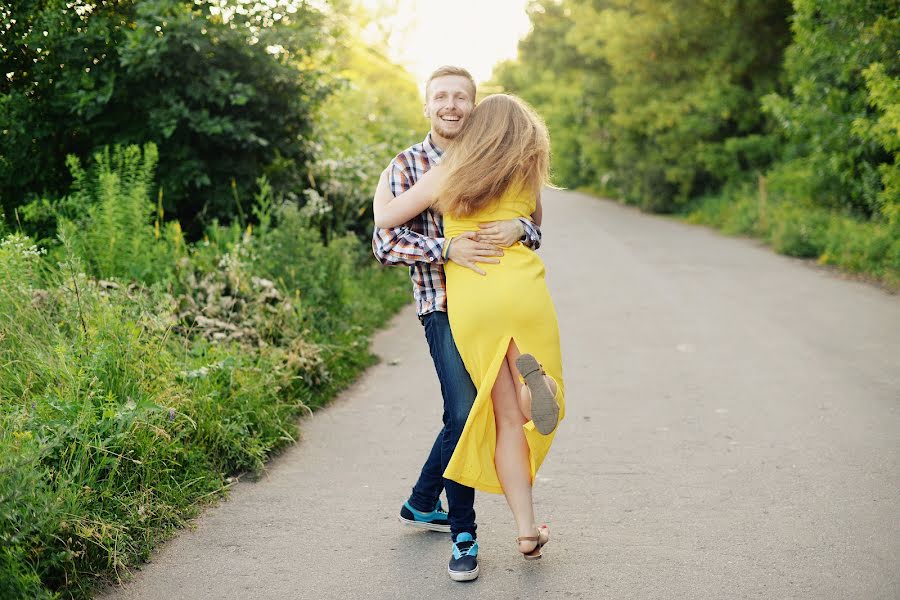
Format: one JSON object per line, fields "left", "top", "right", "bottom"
{"left": 425, "top": 75, "right": 475, "bottom": 143}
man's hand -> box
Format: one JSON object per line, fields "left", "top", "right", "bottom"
{"left": 475, "top": 219, "right": 524, "bottom": 247}
{"left": 447, "top": 231, "right": 503, "bottom": 276}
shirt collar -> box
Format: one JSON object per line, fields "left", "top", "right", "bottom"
{"left": 423, "top": 132, "right": 444, "bottom": 163}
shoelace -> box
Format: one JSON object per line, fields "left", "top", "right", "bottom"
{"left": 454, "top": 540, "right": 476, "bottom": 556}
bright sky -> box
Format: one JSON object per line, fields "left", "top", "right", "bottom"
{"left": 360, "top": 0, "right": 532, "bottom": 91}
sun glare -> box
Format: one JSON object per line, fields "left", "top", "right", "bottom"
{"left": 361, "top": 0, "right": 532, "bottom": 94}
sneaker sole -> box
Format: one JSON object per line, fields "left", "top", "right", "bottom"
{"left": 398, "top": 515, "right": 451, "bottom": 533}
{"left": 516, "top": 353, "right": 559, "bottom": 435}
{"left": 448, "top": 564, "right": 479, "bottom": 582}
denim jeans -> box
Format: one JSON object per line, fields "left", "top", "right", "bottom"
{"left": 408, "top": 310, "right": 477, "bottom": 541}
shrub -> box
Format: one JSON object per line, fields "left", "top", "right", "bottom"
{"left": 0, "top": 141, "right": 409, "bottom": 597}
{"left": 683, "top": 189, "right": 899, "bottom": 289}
{"left": 769, "top": 204, "right": 830, "bottom": 258}
{"left": 821, "top": 217, "right": 900, "bottom": 282}
{"left": 19, "top": 144, "right": 186, "bottom": 284}
{"left": 1, "top": 0, "right": 331, "bottom": 234}
{"left": 762, "top": 0, "right": 899, "bottom": 219}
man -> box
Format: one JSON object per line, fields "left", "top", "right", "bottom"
{"left": 372, "top": 66, "right": 542, "bottom": 582}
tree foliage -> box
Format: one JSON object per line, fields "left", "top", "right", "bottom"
{"left": 495, "top": 0, "right": 791, "bottom": 211}
{"left": 763, "top": 0, "right": 899, "bottom": 220}
{"left": 1, "top": 0, "right": 332, "bottom": 235}
{"left": 595, "top": 0, "right": 791, "bottom": 210}
{"left": 494, "top": 0, "right": 898, "bottom": 222}
{"left": 300, "top": 12, "right": 426, "bottom": 242}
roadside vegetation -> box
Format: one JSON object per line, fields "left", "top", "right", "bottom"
{"left": 1, "top": 1, "right": 423, "bottom": 597}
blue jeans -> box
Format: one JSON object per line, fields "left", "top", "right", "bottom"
{"left": 408, "top": 311, "right": 477, "bottom": 541}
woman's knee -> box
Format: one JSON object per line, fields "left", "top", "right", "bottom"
{"left": 493, "top": 389, "right": 527, "bottom": 428}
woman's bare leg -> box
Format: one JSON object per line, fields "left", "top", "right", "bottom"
{"left": 492, "top": 355, "right": 541, "bottom": 553}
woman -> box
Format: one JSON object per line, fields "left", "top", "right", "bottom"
{"left": 373, "top": 94, "right": 564, "bottom": 559}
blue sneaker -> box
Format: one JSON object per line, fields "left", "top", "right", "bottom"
{"left": 448, "top": 533, "right": 479, "bottom": 581}
{"left": 398, "top": 499, "right": 451, "bottom": 532}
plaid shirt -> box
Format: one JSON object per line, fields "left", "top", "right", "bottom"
{"left": 372, "top": 133, "right": 542, "bottom": 316}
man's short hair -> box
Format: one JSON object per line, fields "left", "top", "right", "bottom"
{"left": 426, "top": 66, "right": 476, "bottom": 100}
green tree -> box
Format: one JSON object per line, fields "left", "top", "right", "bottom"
{"left": 1, "top": 0, "right": 331, "bottom": 235}
{"left": 302, "top": 28, "right": 426, "bottom": 242}
{"left": 590, "top": 0, "right": 791, "bottom": 211}
{"left": 763, "top": 0, "right": 899, "bottom": 219}
{"left": 493, "top": 1, "right": 791, "bottom": 211}
{"left": 1, "top": 0, "right": 138, "bottom": 217}
{"left": 853, "top": 61, "right": 900, "bottom": 223}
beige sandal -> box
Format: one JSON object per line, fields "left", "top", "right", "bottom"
{"left": 516, "top": 354, "right": 559, "bottom": 435}
{"left": 516, "top": 525, "right": 550, "bottom": 560}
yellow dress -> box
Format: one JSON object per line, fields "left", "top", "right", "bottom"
{"left": 442, "top": 185, "right": 565, "bottom": 494}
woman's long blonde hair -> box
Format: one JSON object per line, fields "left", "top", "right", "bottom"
{"left": 436, "top": 94, "right": 550, "bottom": 218}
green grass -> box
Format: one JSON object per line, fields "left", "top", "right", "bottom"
{"left": 681, "top": 185, "right": 900, "bottom": 290}
{"left": 0, "top": 219, "right": 408, "bottom": 598}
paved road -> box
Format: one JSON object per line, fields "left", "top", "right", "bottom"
{"left": 100, "top": 190, "right": 900, "bottom": 600}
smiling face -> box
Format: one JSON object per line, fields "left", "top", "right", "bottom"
{"left": 425, "top": 74, "right": 476, "bottom": 147}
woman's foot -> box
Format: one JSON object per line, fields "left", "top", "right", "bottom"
{"left": 516, "top": 524, "right": 550, "bottom": 560}
{"left": 516, "top": 354, "right": 559, "bottom": 435}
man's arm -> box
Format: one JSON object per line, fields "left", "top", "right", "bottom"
{"left": 372, "top": 225, "right": 445, "bottom": 267}
{"left": 519, "top": 218, "right": 542, "bottom": 250}
{"left": 521, "top": 192, "right": 543, "bottom": 249}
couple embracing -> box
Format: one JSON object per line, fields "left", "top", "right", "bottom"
{"left": 372, "top": 65, "right": 566, "bottom": 582}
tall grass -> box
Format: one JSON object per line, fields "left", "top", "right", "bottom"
{"left": 0, "top": 145, "right": 408, "bottom": 598}
{"left": 682, "top": 176, "right": 900, "bottom": 289}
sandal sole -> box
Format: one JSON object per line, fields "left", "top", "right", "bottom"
{"left": 516, "top": 353, "right": 559, "bottom": 435}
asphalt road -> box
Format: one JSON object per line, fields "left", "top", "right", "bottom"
{"left": 100, "top": 190, "right": 900, "bottom": 600}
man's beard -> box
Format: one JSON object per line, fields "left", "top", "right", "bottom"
{"left": 433, "top": 120, "right": 462, "bottom": 140}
